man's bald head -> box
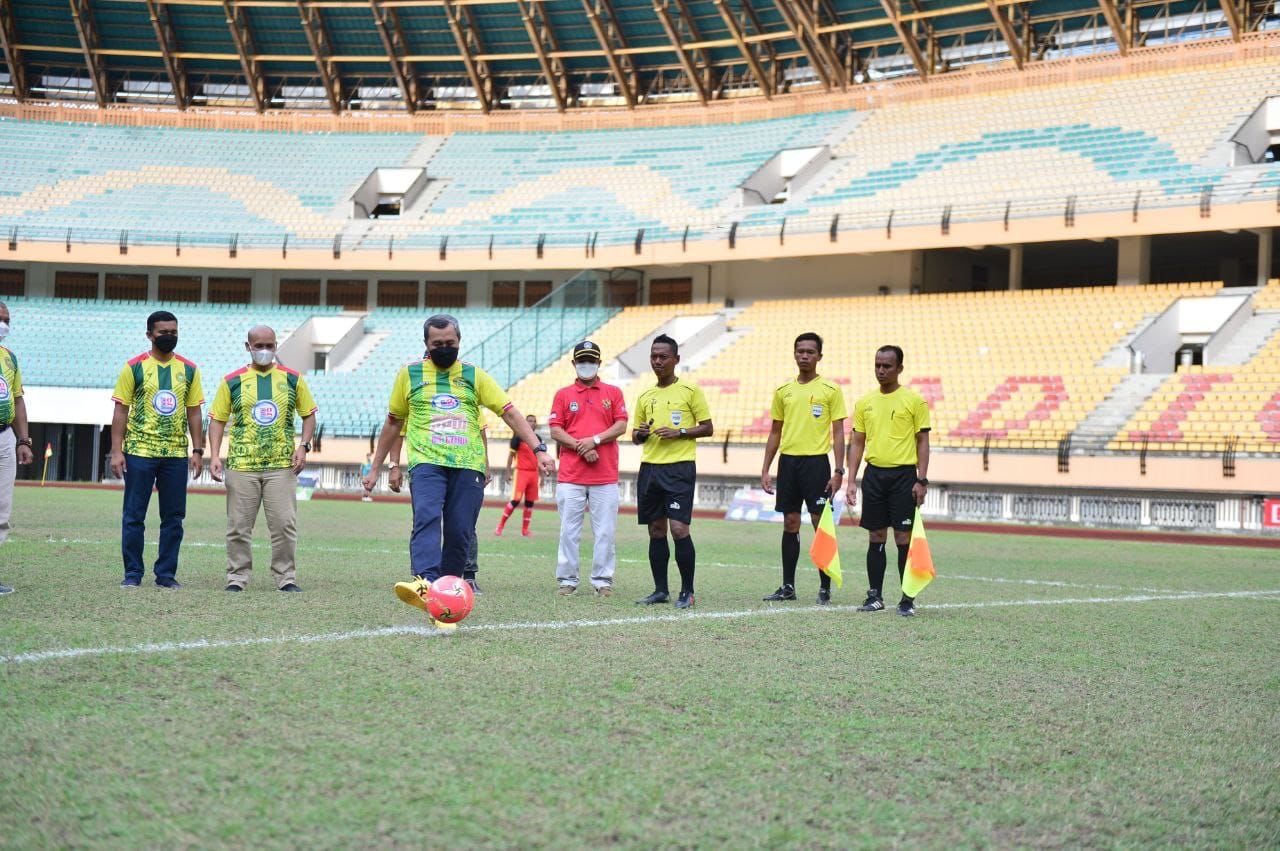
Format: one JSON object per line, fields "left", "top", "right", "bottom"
{"left": 247, "top": 325, "right": 277, "bottom": 347}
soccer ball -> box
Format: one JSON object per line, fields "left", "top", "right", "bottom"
{"left": 426, "top": 575, "right": 475, "bottom": 624}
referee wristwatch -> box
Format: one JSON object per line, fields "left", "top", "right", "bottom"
{"left": 534, "top": 442, "right": 549, "bottom": 454}
{"left": 834, "top": 467, "right": 845, "bottom": 475}
{"left": 916, "top": 477, "right": 929, "bottom": 486}
{"left": 679, "top": 428, "right": 687, "bottom": 437}
{"left": 301, "top": 442, "right": 312, "bottom": 453}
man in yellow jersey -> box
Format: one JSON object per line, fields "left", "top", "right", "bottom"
{"left": 632, "top": 334, "right": 713, "bottom": 610}
{"left": 207, "top": 326, "right": 318, "bottom": 593}
{"left": 110, "top": 310, "right": 205, "bottom": 589}
{"left": 0, "top": 302, "right": 35, "bottom": 596}
{"left": 845, "top": 345, "right": 931, "bottom": 617}
{"left": 760, "top": 332, "right": 847, "bottom": 605}
{"left": 362, "top": 314, "right": 552, "bottom": 622}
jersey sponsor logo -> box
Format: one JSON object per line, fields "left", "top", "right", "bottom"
{"left": 0, "top": 377, "right": 8, "bottom": 401}
{"left": 670, "top": 411, "right": 683, "bottom": 426}
{"left": 251, "top": 399, "right": 280, "bottom": 426}
{"left": 432, "top": 393, "right": 461, "bottom": 411}
{"left": 569, "top": 401, "right": 579, "bottom": 412}
{"left": 811, "top": 404, "right": 824, "bottom": 419}
{"left": 152, "top": 389, "right": 179, "bottom": 416}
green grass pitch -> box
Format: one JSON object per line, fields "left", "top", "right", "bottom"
{"left": 2, "top": 487, "right": 1278, "bottom": 848}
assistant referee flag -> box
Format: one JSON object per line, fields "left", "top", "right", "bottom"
{"left": 808, "top": 501, "right": 843, "bottom": 589}
{"left": 901, "top": 507, "right": 936, "bottom": 597}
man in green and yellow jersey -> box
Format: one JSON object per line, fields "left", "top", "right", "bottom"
{"left": 0, "top": 301, "right": 35, "bottom": 596}
{"left": 362, "top": 314, "right": 552, "bottom": 623}
{"left": 110, "top": 310, "right": 205, "bottom": 589}
{"left": 208, "top": 325, "right": 317, "bottom": 593}
{"left": 845, "top": 345, "right": 931, "bottom": 617}
{"left": 760, "top": 332, "right": 847, "bottom": 605}
{"left": 632, "top": 334, "right": 713, "bottom": 610}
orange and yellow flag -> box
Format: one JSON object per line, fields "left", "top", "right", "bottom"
{"left": 901, "top": 507, "right": 936, "bottom": 598}
{"left": 808, "top": 500, "right": 843, "bottom": 589}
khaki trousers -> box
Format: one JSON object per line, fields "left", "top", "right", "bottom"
{"left": 225, "top": 467, "right": 298, "bottom": 588}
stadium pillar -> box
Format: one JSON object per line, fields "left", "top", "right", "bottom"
{"left": 1007, "top": 244, "right": 1023, "bottom": 291}
{"left": 1116, "top": 236, "right": 1150, "bottom": 286}
{"left": 1254, "top": 227, "right": 1274, "bottom": 287}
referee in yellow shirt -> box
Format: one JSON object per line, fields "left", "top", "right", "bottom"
{"left": 845, "top": 345, "right": 931, "bottom": 617}
{"left": 760, "top": 333, "right": 847, "bottom": 605}
{"left": 632, "top": 334, "right": 713, "bottom": 610}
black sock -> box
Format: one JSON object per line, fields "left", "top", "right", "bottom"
{"left": 819, "top": 569, "right": 831, "bottom": 591}
{"left": 781, "top": 532, "right": 800, "bottom": 587}
{"left": 674, "top": 536, "right": 696, "bottom": 594}
{"left": 867, "top": 542, "right": 887, "bottom": 597}
{"left": 648, "top": 537, "right": 670, "bottom": 594}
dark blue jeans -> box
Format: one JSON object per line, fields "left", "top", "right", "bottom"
{"left": 409, "top": 463, "right": 485, "bottom": 582}
{"left": 121, "top": 454, "right": 188, "bottom": 583}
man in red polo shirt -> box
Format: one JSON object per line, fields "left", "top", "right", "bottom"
{"left": 548, "top": 340, "right": 628, "bottom": 596}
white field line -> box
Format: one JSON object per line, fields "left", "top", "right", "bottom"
{"left": 33, "top": 537, "right": 1180, "bottom": 594}
{"left": 4, "top": 589, "right": 1278, "bottom": 666}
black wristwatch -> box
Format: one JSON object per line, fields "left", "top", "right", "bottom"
{"left": 679, "top": 428, "right": 687, "bottom": 437}
{"left": 301, "top": 442, "right": 312, "bottom": 452}
{"left": 191, "top": 448, "right": 204, "bottom": 455}
{"left": 916, "top": 477, "right": 929, "bottom": 486}
{"left": 16, "top": 437, "right": 31, "bottom": 448}
{"left": 534, "top": 442, "right": 548, "bottom": 454}
{"left": 834, "top": 467, "right": 845, "bottom": 475}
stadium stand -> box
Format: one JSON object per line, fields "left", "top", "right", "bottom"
{"left": 739, "top": 58, "right": 1280, "bottom": 233}
{"left": 643, "top": 283, "right": 1220, "bottom": 450}
{"left": 1114, "top": 280, "right": 1280, "bottom": 453}
{"left": 6, "top": 298, "right": 338, "bottom": 387}
{"left": 2, "top": 54, "right": 1276, "bottom": 251}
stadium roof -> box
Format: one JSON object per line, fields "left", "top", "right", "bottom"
{"left": 0, "top": 0, "right": 1267, "bottom": 113}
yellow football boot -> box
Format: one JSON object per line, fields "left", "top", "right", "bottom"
{"left": 432, "top": 619, "right": 458, "bottom": 633}
{"left": 394, "top": 577, "right": 432, "bottom": 612}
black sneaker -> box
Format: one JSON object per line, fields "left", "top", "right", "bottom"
{"left": 856, "top": 590, "right": 885, "bottom": 612}
{"left": 635, "top": 590, "right": 670, "bottom": 605}
{"left": 465, "top": 577, "right": 483, "bottom": 595}
{"left": 674, "top": 591, "right": 696, "bottom": 609}
{"left": 763, "top": 584, "right": 796, "bottom": 601}
{"left": 816, "top": 588, "right": 831, "bottom": 606}
{"left": 224, "top": 584, "right": 243, "bottom": 592}
{"left": 279, "top": 583, "right": 302, "bottom": 593}
{"left": 155, "top": 578, "right": 181, "bottom": 589}
{"left": 0, "top": 583, "right": 13, "bottom": 595}
{"left": 120, "top": 578, "right": 141, "bottom": 588}
{"left": 897, "top": 598, "right": 916, "bottom": 617}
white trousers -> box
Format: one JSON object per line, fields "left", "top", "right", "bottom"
{"left": 555, "top": 482, "right": 619, "bottom": 588}
{"left": 0, "top": 428, "right": 14, "bottom": 547}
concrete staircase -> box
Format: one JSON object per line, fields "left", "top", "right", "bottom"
{"left": 1071, "top": 373, "right": 1168, "bottom": 451}
{"left": 1207, "top": 311, "right": 1280, "bottom": 365}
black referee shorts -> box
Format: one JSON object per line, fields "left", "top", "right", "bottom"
{"left": 859, "top": 464, "right": 917, "bottom": 532}
{"left": 636, "top": 461, "right": 696, "bottom": 525}
{"left": 775, "top": 454, "right": 831, "bottom": 516}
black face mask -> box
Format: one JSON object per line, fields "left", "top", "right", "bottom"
{"left": 153, "top": 334, "right": 178, "bottom": 354}
{"left": 428, "top": 346, "right": 459, "bottom": 369}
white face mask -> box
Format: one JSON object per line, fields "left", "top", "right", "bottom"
{"left": 0, "top": 321, "right": 8, "bottom": 341}
{"left": 575, "top": 361, "right": 599, "bottom": 381}
{"left": 251, "top": 349, "right": 275, "bottom": 367}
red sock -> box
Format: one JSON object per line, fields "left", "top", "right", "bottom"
{"left": 521, "top": 506, "right": 532, "bottom": 534}
{"left": 497, "top": 504, "right": 515, "bottom": 532}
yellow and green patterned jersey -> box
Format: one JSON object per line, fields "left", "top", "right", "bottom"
{"left": 112, "top": 351, "right": 204, "bottom": 458}
{"left": 0, "top": 346, "right": 23, "bottom": 426}
{"left": 210, "top": 364, "right": 317, "bottom": 472}
{"left": 388, "top": 359, "right": 510, "bottom": 473}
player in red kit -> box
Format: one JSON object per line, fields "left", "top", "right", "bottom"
{"left": 496, "top": 414, "right": 541, "bottom": 537}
